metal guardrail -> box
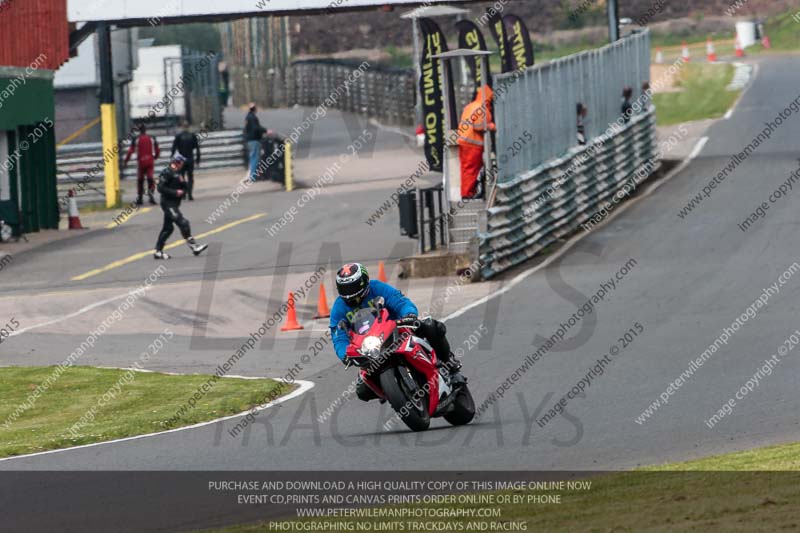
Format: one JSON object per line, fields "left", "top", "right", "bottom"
{"left": 56, "top": 130, "right": 245, "bottom": 206}
{"left": 288, "top": 60, "right": 416, "bottom": 126}
{"left": 494, "top": 30, "right": 651, "bottom": 183}
{"left": 479, "top": 109, "right": 658, "bottom": 279}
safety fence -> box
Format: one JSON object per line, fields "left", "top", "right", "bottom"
{"left": 234, "top": 60, "right": 477, "bottom": 127}
{"left": 494, "top": 30, "right": 651, "bottom": 182}
{"left": 479, "top": 109, "right": 657, "bottom": 279}
{"left": 288, "top": 59, "right": 416, "bottom": 125}
{"left": 475, "top": 30, "right": 656, "bottom": 279}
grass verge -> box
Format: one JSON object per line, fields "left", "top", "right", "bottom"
{"left": 653, "top": 62, "right": 739, "bottom": 126}
{"left": 209, "top": 441, "right": 800, "bottom": 532}
{"left": 0, "top": 366, "right": 293, "bottom": 458}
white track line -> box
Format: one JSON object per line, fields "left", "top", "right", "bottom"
{"left": 724, "top": 62, "right": 758, "bottom": 120}
{"left": 7, "top": 287, "right": 150, "bottom": 338}
{"left": 0, "top": 376, "right": 314, "bottom": 463}
{"left": 689, "top": 136, "right": 709, "bottom": 160}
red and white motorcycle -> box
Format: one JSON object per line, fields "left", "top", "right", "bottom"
{"left": 341, "top": 298, "right": 475, "bottom": 432}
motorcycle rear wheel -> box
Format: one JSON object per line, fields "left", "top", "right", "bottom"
{"left": 380, "top": 366, "right": 431, "bottom": 432}
{"left": 444, "top": 384, "right": 475, "bottom": 426}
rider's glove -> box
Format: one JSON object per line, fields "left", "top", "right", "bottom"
{"left": 397, "top": 314, "right": 420, "bottom": 328}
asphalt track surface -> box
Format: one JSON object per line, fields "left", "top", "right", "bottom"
{"left": 3, "top": 54, "right": 800, "bottom": 512}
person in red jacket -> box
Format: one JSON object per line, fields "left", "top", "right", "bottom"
{"left": 124, "top": 124, "right": 161, "bottom": 205}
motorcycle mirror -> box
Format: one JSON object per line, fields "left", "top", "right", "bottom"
{"left": 374, "top": 296, "right": 385, "bottom": 309}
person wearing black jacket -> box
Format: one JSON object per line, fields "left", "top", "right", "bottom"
{"left": 621, "top": 87, "right": 634, "bottom": 124}
{"left": 171, "top": 121, "right": 201, "bottom": 200}
{"left": 244, "top": 103, "right": 265, "bottom": 181}
{"left": 154, "top": 154, "right": 208, "bottom": 260}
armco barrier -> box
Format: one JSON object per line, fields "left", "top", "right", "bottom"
{"left": 479, "top": 108, "right": 658, "bottom": 279}
{"left": 57, "top": 130, "right": 245, "bottom": 207}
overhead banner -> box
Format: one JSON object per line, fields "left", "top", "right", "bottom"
{"left": 486, "top": 9, "right": 512, "bottom": 73}
{"left": 418, "top": 17, "right": 456, "bottom": 173}
{"left": 503, "top": 14, "right": 535, "bottom": 70}
{"left": 455, "top": 19, "right": 491, "bottom": 90}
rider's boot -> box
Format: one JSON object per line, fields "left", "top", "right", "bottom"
{"left": 438, "top": 353, "right": 465, "bottom": 384}
{"left": 186, "top": 237, "right": 208, "bottom": 256}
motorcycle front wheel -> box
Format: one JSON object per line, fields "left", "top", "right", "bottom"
{"left": 444, "top": 384, "right": 475, "bottom": 426}
{"left": 379, "top": 366, "right": 431, "bottom": 432}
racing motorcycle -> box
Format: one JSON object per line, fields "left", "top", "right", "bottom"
{"left": 340, "top": 297, "right": 475, "bottom": 432}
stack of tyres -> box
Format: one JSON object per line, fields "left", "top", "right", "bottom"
{"left": 256, "top": 133, "right": 287, "bottom": 183}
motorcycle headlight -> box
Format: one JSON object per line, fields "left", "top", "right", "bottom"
{"left": 359, "top": 335, "right": 383, "bottom": 358}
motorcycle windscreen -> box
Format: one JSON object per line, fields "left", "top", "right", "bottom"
{"left": 351, "top": 308, "right": 377, "bottom": 335}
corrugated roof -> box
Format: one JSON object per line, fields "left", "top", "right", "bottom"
{"left": 0, "top": 0, "right": 70, "bottom": 70}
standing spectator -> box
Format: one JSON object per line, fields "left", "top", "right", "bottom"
{"left": 244, "top": 103, "right": 265, "bottom": 182}
{"left": 218, "top": 61, "right": 230, "bottom": 108}
{"left": 171, "top": 120, "right": 201, "bottom": 201}
{"left": 621, "top": 86, "right": 634, "bottom": 123}
{"left": 455, "top": 85, "right": 495, "bottom": 199}
{"left": 123, "top": 124, "right": 160, "bottom": 206}
{"left": 576, "top": 103, "right": 588, "bottom": 146}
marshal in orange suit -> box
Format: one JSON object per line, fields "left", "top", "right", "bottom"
{"left": 456, "top": 85, "right": 496, "bottom": 199}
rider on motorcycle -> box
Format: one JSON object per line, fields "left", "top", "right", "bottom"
{"left": 330, "top": 263, "right": 462, "bottom": 402}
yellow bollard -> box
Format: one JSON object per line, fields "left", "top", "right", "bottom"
{"left": 284, "top": 141, "right": 293, "bottom": 192}
{"left": 100, "top": 103, "right": 121, "bottom": 208}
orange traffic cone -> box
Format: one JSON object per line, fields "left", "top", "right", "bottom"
{"left": 314, "top": 283, "right": 330, "bottom": 319}
{"left": 706, "top": 37, "right": 717, "bottom": 62}
{"left": 681, "top": 42, "right": 691, "bottom": 62}
{"left": 67, "top": 189, "right": 85, "bottom": 229}
{"left": 655, "top": 48, "right": 664, "bottom": 64}
{"left": 735, "top": 33, "right": 745, "bottom": 57}
{"left": 280, "top": 292, "right": 304, "bottom": 331}
{"left": 377, "top": 261, "right": 388, "bottom": 283}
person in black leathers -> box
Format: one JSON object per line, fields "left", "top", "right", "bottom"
{"left": 154, "top": 154, "right": 208, "bottom": 260}
{"left": 171, "top": 121, "right": 201, "bottom": 200}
